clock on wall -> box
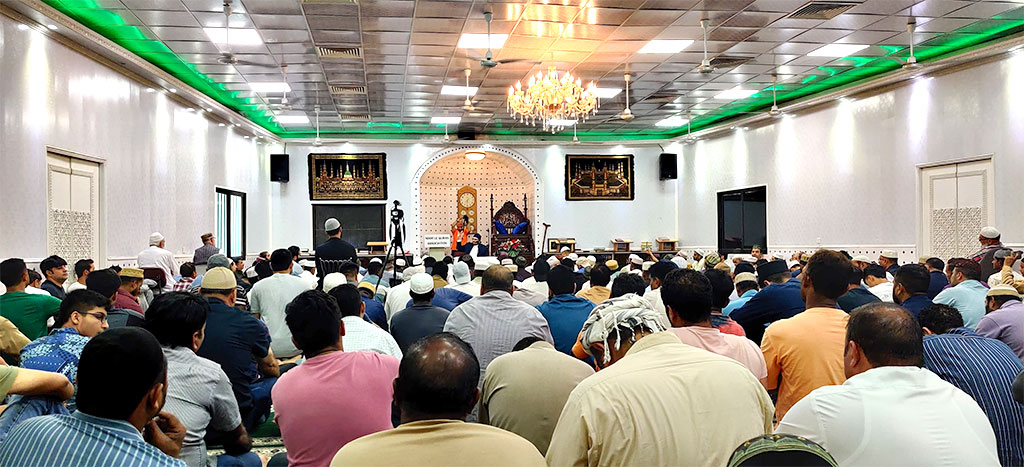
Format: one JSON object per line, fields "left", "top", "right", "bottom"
{"left": 457, "top": 186, "right": 477, "bottom": 234}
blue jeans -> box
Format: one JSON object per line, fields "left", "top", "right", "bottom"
{"left": 244, "top": 377, "right": 277, "bottom": 432}
{"left": 217, "top": 452, "right": 262, "bottom": 467}
{"left": 0, "top": 396, "right": 70, "bottom": 442}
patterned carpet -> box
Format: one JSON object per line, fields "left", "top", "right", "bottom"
{"left": 206, "top": 417, "right": 285, "bottom": 463}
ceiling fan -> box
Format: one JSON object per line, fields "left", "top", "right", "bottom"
{"left": 215, "top": 1, "right": 277, "bottom": 68}
{"left": 619, "top": 73, "right": 634, "bottom": 121}
{"left": 889, "top": 18, "right": 922, "bottom": 69}
{"left": 462, "top": 69, "right": 476, "bottom": 111}
{"left": 696, "top": 18, "right": 750, "bottom": 74}
{"left": 460, "top": 11, "right": 540, "bottom": 69}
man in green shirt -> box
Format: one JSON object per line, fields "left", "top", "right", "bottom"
{"left": 1, "top": 259, "right": 61, "bottom": 340}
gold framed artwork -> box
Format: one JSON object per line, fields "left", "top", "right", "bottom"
{"left": 309, "top": 153, "right": 387, "bottom": 200}
{"left": 565, "top": 154, "right": 634, "bottom": 201}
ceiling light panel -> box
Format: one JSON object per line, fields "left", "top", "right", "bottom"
{"left": 440, "top": 85, "right": 478, "bottom": 96}
{"left": 203, "top": 28, "right": 264, "bottom": 46}
{"left": 807, "top": 43, "right": 869, "bottom": 57}
{"left": 276, "top": 115, "right": 310, "bottom": 125}
{"left": 457, "top": 33, "right": 508, "bottom": 49}
{"left": 656, "top": 116, "right": 689, "bottom": 127}
{"left": 714, "top": 88, "right": 760, "bottom": 100}
{"left": 431, "top": 116, "right": 461, "bottom": 124}
{"left": 248, "top": 82, "right": 292, "bottom": 93}
{"left": 638, "top": 39, "right": 694, "bottom": 54}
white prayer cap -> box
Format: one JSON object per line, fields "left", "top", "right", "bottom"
{"left": 453, "top": 262, "right": 471, "bottom": 285}
{"left": 567, "top": 253, "right": 579, "bottom": 262}
{"left": 787, "top": 260, "right": 800, "bottom": 269}
{"left": 324, "top": 218, "right": 341, "bottom": 231}
{"left": 395, "top": 258, "right": 407, "bottom": 267}
{"left": 501, "top": 258, "right": 514, "bottom": 266}
{"left": 575, "top": 256, "right": 588, "bottom": 267}
{"left": 149, "top": 232, "right": 165, "bottom": 245}
{"left": 403, "top": 265, "right": 426, "bottom": 281}
{"left": 369, "top": 258, "right": 383, "bottom": 264}
{"left": 670, "top": 257, "right": 687, "bottom": 268}
{"left": 587, "top": 255, "right": 597, "bottom": 264}
{"left": 323, "top": 273, "right": 346, "bottom": 293}
{"left": 244, "top": 267, "right": 258, "bottom": 278}
{"left": 851, "top": 255, "right": 871, "bottom": 263}
{"left": 298, "top": 259, "right": 315, "bottom": 268}
{"left": 641, "top": 261, "right": 655, "bottom": 272}
{"left": 412, "top": 255, "right": 424, "bottom": 266}
{"left": 546, "top": 256, "right": 560, "bottom": 267}
{"left": 628, "top": 254, "right": 642, "bottom": 265}
{"left": 980, "top": 226, "right": 1000, "bottom": 239}
{"left": 560, "top": 246, "right": 570, "bottom": 253}
{"left": 880, "top": 250, "right": 899, "bottom": 259}
{"left": 410, "top": 273, "right": 434, "bottom": 294}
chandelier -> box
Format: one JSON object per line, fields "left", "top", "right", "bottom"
{"left": 507, "top": 66, "right": 598, "bottom": 133}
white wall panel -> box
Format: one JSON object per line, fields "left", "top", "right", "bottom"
{"left": 0, "top": 15, "right": 271, "bottom": 263}
{"left": 679, "top": 53, "right": 1024, "bottom": 255}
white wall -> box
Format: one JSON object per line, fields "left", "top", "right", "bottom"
{"left": 270, "top": 141, "right": 678, "bottom": 253}
{"left": 678, "top": 51, "right": 1024, "bottom": 258}
{"left": 0, "top": 15, "right": 272, "bottom": 264}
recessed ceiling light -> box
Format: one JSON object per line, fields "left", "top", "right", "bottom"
{"left": 457, "top": 33, "right": 508, "bottom": 49}
{"left": 592, "top": 88, "right": 622, "bottom": 99}
{"left": 638, "top": 39, "right": 694, "bottom": 54}
{"left": 440, "top": 85, "right": 478, "bottom": 96}
{"left": 276, "top": 115, "right": 310, "bottom": 125}
{"left": 656, "top": 116, "right": 689, "bottom": 127}
{"left": 145, "top": 88, "right": 156, "bottom": 93}
{"left": 47, "top": 24, "right": 58, "bottom": 30}
{"left": 248, "top": 82, "right": 291, "bottom": 93}
{"left": 431, "top": 116, "right": 461, "bottom": 124}
{"left": 547, "top": 119, "right": 578, "bottom": 126}
{"left": 169, "top": 88, "right": 177, "bottom": 93}
{"left": 218, "top": 123, "right": 226, "bottom": 127}
{"left": 17, "top": 24, "right": 29, "bottom": 31}
{"left": 203, "top": 28, "right": 263, "bottom": 46}
{"left": 233, "top": 123, "right": 241, "bottom": 127}
{"left": 714, "top": 88, "right": 759, "bottom": 100}
{"left": 243, "top": 136, "right": 249, "bottom": 139}
{"left": 205, "top": 107, "right": 213, "bottom": 112}
{"left": 808, "top": 43, "right": 868, "bottom": 57}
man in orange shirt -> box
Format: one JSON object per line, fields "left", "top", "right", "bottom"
{"left": 761, "top": 249, "right": 850, "bottom": 421}
{"left": 451, "top": 216, "right": 470, "bottom": 255}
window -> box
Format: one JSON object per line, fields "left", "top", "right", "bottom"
{"left": 215, "top": 188, "right": 246, "bottom": 258}
{"left": 717, "top": 186, "right": 766, "bottom": 255}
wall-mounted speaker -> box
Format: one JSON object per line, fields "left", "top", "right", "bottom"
{"left": 659, "top": 153, "right": 677, "bottom": 180}
{"left": 270, "top": 154, "right": 289, "bottom": 182}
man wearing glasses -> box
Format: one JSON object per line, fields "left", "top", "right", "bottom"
{"left": 14, "top": 289, "right": 110, "bottom": 414}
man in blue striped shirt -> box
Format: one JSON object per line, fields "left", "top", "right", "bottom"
{"left": 920, "top": 303, "right": 1024, "bottom": 466}
{"left": 0, "top": 327, "right": 187, "bottom": 466}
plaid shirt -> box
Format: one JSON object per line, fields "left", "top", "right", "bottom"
{"left": 172, "top": 276, "right": 195, "bottom": 292}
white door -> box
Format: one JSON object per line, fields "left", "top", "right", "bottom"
{"left": 46, "top": 152, "right": 102, "bottom": 266}
{"left": 920, "top": 158, "right": 994, "bottom": 259}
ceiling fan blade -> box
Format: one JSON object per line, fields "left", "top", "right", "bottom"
{"left": 709, "top": 55, "right": 752, "bottom": 69}
{"left": 496, "top": 59, "right": 542, "bottom": 65}
{"left": 234, "top": 59, "right": 280, "bottom": 68}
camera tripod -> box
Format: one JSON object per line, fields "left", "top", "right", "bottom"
{"left": 375, "top": 200, "right": 409, "bottom": 291}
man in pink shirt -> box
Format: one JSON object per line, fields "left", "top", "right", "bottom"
{"left": 661, "top": 268, "right": 767, "bottom": 381}
{"left": 271, "top": 289, "right": 399, "bottom": 467}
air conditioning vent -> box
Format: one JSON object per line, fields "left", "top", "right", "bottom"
{"left": 329, "top": 85, "right": 366, "bottom": 94}
{"left": 317, "top": 46, "right": 362, "bottom": 59}
{"left": 710, "top": 55, "right": 752, "bottom": 69}
{"left": 788, "top": 1, "right": 860, "bottom": 20}
{"left": 342, "top": 115, "right": 371, "bottom": 121}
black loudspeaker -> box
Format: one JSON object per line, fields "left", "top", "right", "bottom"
{"left": 659, "top": 153, "right": 677, "bottom": 180}
{"left": 270, "top": 154, "right": 289, "bottom": 182}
